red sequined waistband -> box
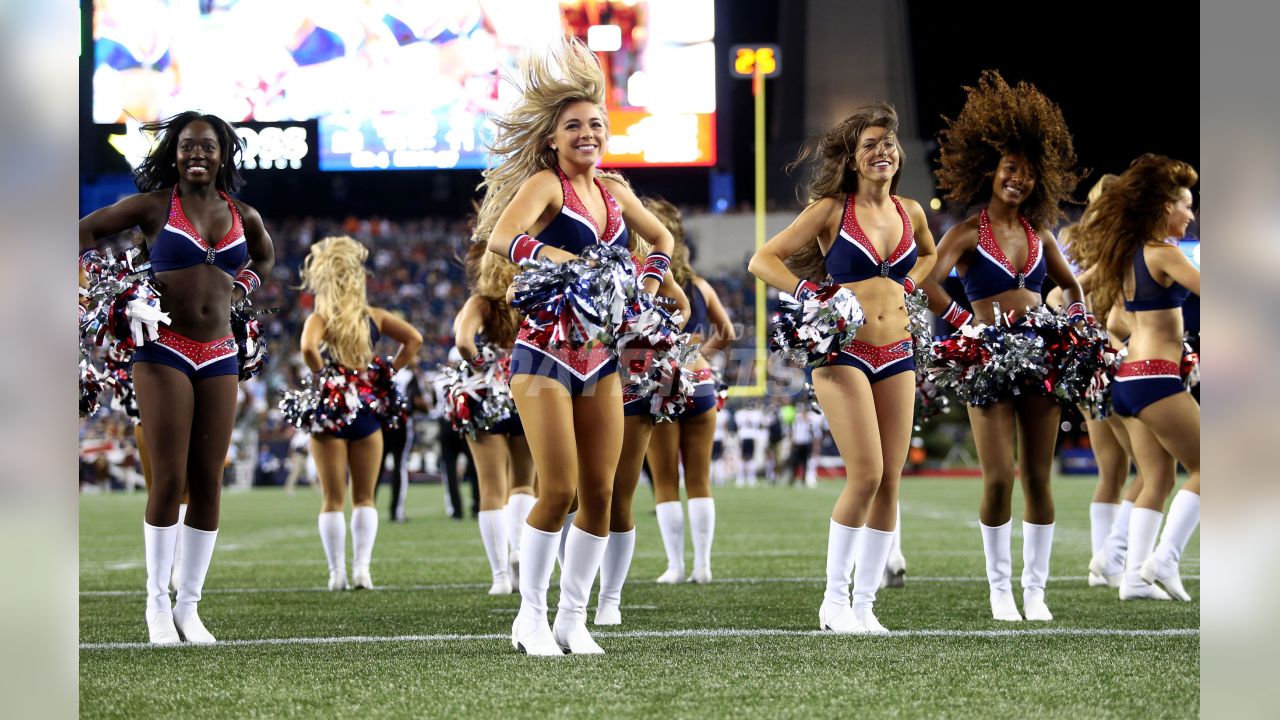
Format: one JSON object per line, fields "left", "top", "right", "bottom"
{"left": 1116, "top": 359, "right": 1180, "bottom": 378}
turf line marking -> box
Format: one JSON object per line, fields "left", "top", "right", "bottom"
{"left": 79, "top": 574, "right": 1200, "bottom": 597}
{"left": 79, "top": 626, "right": 1199, "bottom": 651}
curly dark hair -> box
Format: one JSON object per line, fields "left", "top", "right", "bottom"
{"left": 134, "top": 111, "right": 245, "bottom": 194}
{"left": 935, "top": 71, "right": 1082, "bottom": 230}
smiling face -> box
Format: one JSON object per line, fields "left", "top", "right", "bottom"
{"left": 550, "top": 100, "right": 607, "bottom": 166}
{"left": 991, "top": 153, "right": 1037, "bottom": 208}
{"left": 175, "top": 120, "right": 221, "bottom": 186}
{"left": 850, "top": 125, "right": 900, "bottom": 185}
{"left": 1165, "top": 186, "right": 1195, "bottom": 238}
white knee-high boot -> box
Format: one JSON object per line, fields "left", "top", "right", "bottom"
{"left": 553, "top": 526, "right": 609, "bottom": 654}
{"left": 654, "top": 501, "right": 685, "bottom": 583}
{"left": 478, "top": 509, "right": 511, "bottom": 595}
{"left": 1120, "top": 508, "right": 1170, "bottom": 600}
{"left": 350, "top": 506, "right": 378, "bottom": 589}
{"left": 980, "top": 519, "right": 1021, "bottom": 621}
{"left": 169, "top": 504, "right": 187, "bottom": 592}
{"left": 1142, "top": 490, "right": 1199, "bottom": 601}
{"left": 511, "top": 523, "right": 562, "bottom": 656}
{"left": 318, "top": 511, "right": 347, "bottom": 590}
{"left": 172, "top": 524, "right": 218, "bottom": 644}
{"left": 556, "top": 511, "right": 576, "bottom": 569}
{"left": 595, "top": 528, "right": 636, "bottom": 625}
{"left": 852, "top": 527, "right": 894, "bottom": 632}
{"left": 1021, "top": 522, "right": 1055, "bottom": 621}
{"left": 688, "top": 497, "right": 716, "bottom": 583}
{"left": 1091, "top": 500, "right": 1133, "bottom": 586}
{"left": 819, "top": 519, "right": 862, "bottom": 633}
{"left": 1089, "top": 503, "right": 1118, "bottom": 556}
{"left": 143, "top": 522, "right": 179, "bottom": 644}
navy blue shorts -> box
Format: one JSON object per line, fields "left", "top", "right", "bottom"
{"left": 489, "top": 413, "right": 525, "bottom": 436}
{"left": 511, "top": 335, "right": 617, "bottom": 397}
{"left": 132, "top": 327, "right": 238, "bottom": 381}
{"left": 1112, "top": 360, "right": 1185, "bottom": 418}
{"left": 325, "top": 408, "right": 382, "bottom": 441}
{"left": 681, "top": 379, "right": 718, "bottom": 420}
{"left": 826, "top": 338, "right": 914, "bottom": 384}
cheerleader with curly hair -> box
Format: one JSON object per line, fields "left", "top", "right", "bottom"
{"left": 920, "top": 71, "right": 1087, "bottom": 621}
{"left": 453, "top": 243, "right": 537, "bottom": 596}
{"left": 749, "top": 101, "right": 938, "bottom": 633}
{"left": 79, "top": 111, "right": 274, "bottom": 644}
{"left": 1068, "top": 154, "right": 1199, "bottom": 601}
{"left": 477, "top": 39, "right": 677, "bottom": 656}
{"left": 300, "top": 236, "right": 422, "bottom": 592}
{"left": 640, "top": 198, "right": 736, "bottom": 588}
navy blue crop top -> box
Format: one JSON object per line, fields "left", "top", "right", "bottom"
{"left": 535, "top": 168, "right": 628, "bottom": 254}
{"left": 684, "top": 280, "right": 709, "bottom": 337}
{"left": 149, "top": 188, "right": 248, "bottom": 277}
{"left": 958, "top": 208, "right": 1046, "bottom": 301}
{"left": 824, "top": 194, "right": 917, "bottom": 285}
{"left": 1124, "top": 245, "right": 1191, "bottom": 311}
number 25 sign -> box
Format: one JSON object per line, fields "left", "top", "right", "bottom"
{"left": 729, "top": 44, "right": 782, "bottom": 79}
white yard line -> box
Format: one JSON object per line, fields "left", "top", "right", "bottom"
{"left": 80, "top": 626, "right": 1200, "bottom": 652}
{"left": 80, "top": 574, "right": 1200, "bottom": 597}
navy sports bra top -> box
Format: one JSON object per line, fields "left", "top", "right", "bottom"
{"left": 535, "top": 168, "right": 628, "bottom": 254}
{"left": 824, "top": 194, "right": 917, "bottom": 285}
{"left": 959, "top": 208, "right": 1046, "bottom": 301}
{"left": 1124, "top": 245, "right": 1191, "bottom": 311}
{"left": 684, "top": 280, "right": 709, "bottom": 337}
{"left": 150, "top": 188, "right": 248, "bottom": 277}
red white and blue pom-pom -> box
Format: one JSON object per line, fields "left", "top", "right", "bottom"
{"left": 1181, "top": 340, "right": 1200, "bottom": 390}
{"left": 232, "top": 300, "right": 274, "bottom": 381}
{"left": 440, "top": 346, "right": 516, "bottom": 437}
{"left": 770, "top": 283, "right": 865, "bottom": 367}
{"left": 925, "top": 314, "right": 1047, "bottom": 408}
{"left": 913, "top": 374, "right": 952, "bottom": 430}
{"left": 1020, "top": 305, "right": 1114, "bottom": 413}
{"left": 279, "top": 356, "right": 407, "bottom": 433}
{"left": 904, "top": 288, "right": 934, "bottom": 369}
{"left": 647, "top": 361, "right": 699, "bottom": 423}
{"left": 101, "top": 345, "right": 140, "bottom": 421}
{"left": 79, "top": 350, "right": 106, "bottom": 418}
{"left": 615, "top": 292, "right": 693, "bottom": 391}
{"left": 511, "top": 243, "right": 635, "bottom": 351}
{"left": 80, "top": 247, "right": 169, "bottom": 353}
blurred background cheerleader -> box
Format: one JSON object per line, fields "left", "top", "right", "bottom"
{"left": 477, "top": 39, "right": 676, "bottom": 656}
{"left": 1068, "top": 154, "right": 1200, "bottom": 602}
{"left": 921, "top": 71, "right": 1085, "bottom": 622}
{"left": 79, "top": 111, "right": 274, "bottom": 644}
{"left": 453, "top": 243, "right": 536, "bottom": 596}
{"left": 299, "top": 236, "right": 422, "bottom": 592}
{"left": 749, "top": 101, "right": 937, "bottom": 633}
{"left": 642, "top": 197, "right": 736, "bottom": 587}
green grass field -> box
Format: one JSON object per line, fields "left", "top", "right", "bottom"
{"left": 80, "top": 477, "right": 1199, "bottom": 719}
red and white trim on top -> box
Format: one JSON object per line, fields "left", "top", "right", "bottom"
{"left": 165, "top": 188, "right": 247, "bottom": 255}
{"left": 558, "top": 169, "right": 624, "bottom": 244}
{"left": 977, "top": 208, "right": 1042, "bottom": 284}
{"left": 837, "top": 194, "right": 916, "bottom": 270}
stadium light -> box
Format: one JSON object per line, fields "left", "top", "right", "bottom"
{"left": 930, "top": 197, "right": 942, "bottom": 211}
{"left": 587, "top": 25, "right": 622, "bottom": 52}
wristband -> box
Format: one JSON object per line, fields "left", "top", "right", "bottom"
{"left": 903, "top": 277, "right": 916, "bottom": 294}
{"left": 942, "top": 301, "right": 973, "bottom": 329}
{"left": 639, "top": 251, "right": 671, "bottom": 285}
{"left": 508, "top": 233, "right": 545, "bottom": 264}
{"left": 233, "top": 268, "right": 261, "bottom": 297}
{"left": 794, "top": 279, "right": 821, "bottom": 301}
{"left": 1066, "top": 301, "right": 1087, "bottom": 323}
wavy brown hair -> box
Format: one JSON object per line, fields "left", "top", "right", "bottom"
{"left": 935, "top": 70, "right": 1082, "bottom": 231}
{"left": 1068, "top": 154, "right": 1198, "bottom": 312}
{"left": 1060, "top": 173, "right": 1119, "bottom": 269}
{"left": 640, "top": 197, "right": 694, "bottom": 285}
{"left": 464, "top": 239, "right": 520, "bottom": 348}
{"left": 785, "top": 102, "right": 904, "bottom": 282}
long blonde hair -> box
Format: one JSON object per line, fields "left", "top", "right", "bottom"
{"left": 641, "top": 197, "right": 693, "bottom": 285}
{"left": 465, "top": 241, "right": 520, "bottom": 348}
{"left": 300, "top": 235, "right": 373, "bottom": 369}
{"left": 786, "top": 102, "right": 904, "bottom": 282}
{"left": 473, "top": 38, "right": 608, "bottom": 249}
{"left": 1061, "top": 173, "right": 1119, "bottom": 268}
{"left": 1069, "top": 154, "right": 1197, "bottom": 313}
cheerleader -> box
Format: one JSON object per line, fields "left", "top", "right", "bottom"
{"left": 642, "top": 198, "right": 736, "bottom": 586}
{"left": 1068, "top": 154, "right": 1200, "bottom": 601}
{"left": 595, "top": 215, "right": 689, "bottom": 624}
{"left": 476, "top": 39, "right": 677, "bottom": 656}
{"left": 79, "top": 111, "right": 274, "bottom": 644}
{"left": 749, "top": 101, "right": 937, "bottom": 633}
{"left": 453, "top": 244, "right": 537, "bottom": 595}
{"left": 921, "top": 71, "right": 1086, "bottom": 621}
{"left": 299, "top": 236, "right": 423, "bottom": 591}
